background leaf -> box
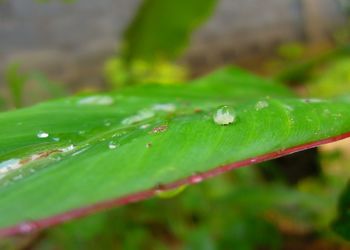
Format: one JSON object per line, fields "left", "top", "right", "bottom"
{"left": 332, "top": 181, "right": 350, "bottom": 240}
{"left": 122, "top": 0, "right": 218, "bottom": 63}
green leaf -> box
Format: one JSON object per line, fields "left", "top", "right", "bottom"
{"left": 122, "top": 0, "right": 217, "bottom": 63}
{"left": 5, "top": 63, "right": 29, "bottom": 108}
{"left": 0, "top": 67, "right": 350, "bottom": 236}
{"left": 332, "top": 181, "right": 350, "bottom": 240}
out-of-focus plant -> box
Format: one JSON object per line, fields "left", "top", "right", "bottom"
{"left": 4, "top": 63, "right": 68, "bottom": 108}
{"left": 104, "top": 58, "right": 187, "bottom": 86}
{"left": 104, "top": 0, "right": 217, "bottom": 88}
{"left": 5, "top": 63, "right": 29, "bottom": 108}
{"left": 307, "top": 57, "right": 350, "bottom": 97}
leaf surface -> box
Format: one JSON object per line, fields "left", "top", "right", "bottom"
{"left": 0, "top": 67, "right": 350, "bottom": 236}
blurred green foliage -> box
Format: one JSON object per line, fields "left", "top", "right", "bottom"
{"left": 4, "top": 63, "right": 68, "bottom": 108}
{"left": 5, "top": 63, "right": 28, "bottom": 108}
{"left": 104, "top": 58, "right": 187, "bottom": 87}
{"left": 275, "top": 45, "right": 350, "bottom": 84}
{"left": 332, "top": 181, "right": 350, "bottom": 241}
{"left": 122, "top": 0, "right": 217, "bottom": 63}
{"left": 105, "top": 0, "right": 217, "bottom": 88}
{"left": 307, "top": 57, "right": 350, "bottom": 97}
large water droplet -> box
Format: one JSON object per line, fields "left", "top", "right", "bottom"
{"left": 37, "top": 131, "right": 49, "bottom": 138}
{"left": 255, "top": 100, "right": 269, "bottom": 111}
{"left": 213, "top": 106, "right": 236, "bottom": 125}
{"left": 78, "top": 96, "right": 114, "bottom": 105}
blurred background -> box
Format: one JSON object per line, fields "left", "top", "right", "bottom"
{"left": 1, "top": 0, "right": 350, "bottom": 249}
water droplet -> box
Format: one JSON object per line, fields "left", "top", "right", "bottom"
{"left": 61, "top": 144, "right": 75, "bottom": 153}
{"left": 302, "top": 98, "right": 323, "bottom": 103}
{"left": 255, "top": 100, "right": 269, "bottom": 111}
{"left": 108, "top": 142, "right": 118, "bottom": 149}
{"left": 53, "top": 137, "right": 60, "bottom": 142}
{"left": 283, "top": 104, "right": 294, "bottom": 111}
{"left": 18, "top": 222, "right": 37, "bottom": 234}
{"left": 150, "top": 125, "right": 168, "bottom": 134}
{"left": 78, "top": 130, "right": 86, "bottom": 135}
{"left": 121, "top": 110, "right": 155, "bottom": 125}
{"left": 0, "top": 159, "right": 21, "bottom": 175}
{"left": 72, "top": 147, "right": 89, "bottom": 156}
{"left": 146, "top": 142, "right": 152, "bottom": 148}
{"left": 104, "top": 120, "right": 112, "bottom": 127}
{"left": 152, "top": 103, "right": 176, "bottom": 112}
{"left": 213, "top": 106, "right": 236, "bottom": 125}
{"left": 37, "top": 131, "right": 49, "bottom": 138}
{"left": 78, "top": 96, "right": 114, "bottom": 105}
{"left": 188, "top": 174, "right": 203, "bottom": 184}
{"left": 140, "top": 124, "right": 150, "bottom": 129}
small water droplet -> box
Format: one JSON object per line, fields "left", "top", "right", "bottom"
{"left": 78, "top": 130, "right": 86, "bottom": 135}
{"left": 302, "top": 98, "right": 323, "bottom": 103}
{"left": 213, "top": 106, "right": 236, "bottom": 125}
{"left": 150, "top": 125, "right": 168, "bottom": 134}
{"left": 108, "top": 142, "right": 118, "bottom": 149}
{"left": 61, "top": 144, "right": 75, "bottom": 152}
{"left": 255, "top": 100, "right": 269, "bottom": 111}
{"left": 78, "top": 96, "right": 114, "bottom": 105}
{"left": 37, "top": 131, "right": 49, "bottom": 138}
{"left": 146, "top": 142, "right": 152, "bottom": 148}
{"left": 19, "top": 222, "right": 37, "bottom": 234}
{"left": 72, "top": 147, "right": 89, "bottom": 156}
{"left": 53, "top": 137, "right": 60, "bottom": 142}
{"left": 121, "top": 110, "right": 154, "bottom": 125}
{"left": 188, "top": 174, "right": 203, "bottom": 184}
{"left": 152, "top": 103, "right": 176, "bottom": 112}
{"left": 283, "top": 104, "right": 294, "bottom": 111}
{"left": 104, "top": 120, "right": 112, "bottom": 127}
{"left": 140, "top": 124, "right": 150, "bottom": 129}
